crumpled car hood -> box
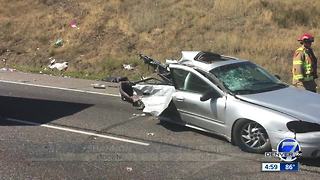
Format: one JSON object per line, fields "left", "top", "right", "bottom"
{"left": 237, "top": 86, "right": 320, "bottom": 123}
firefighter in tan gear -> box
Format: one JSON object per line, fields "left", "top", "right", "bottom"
{"left": 292, "top": 33, "right": 318, "bottom": 92}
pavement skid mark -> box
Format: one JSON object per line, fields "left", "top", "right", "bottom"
{"left": 4, "top": 118, "right": 150, "bottom": 146}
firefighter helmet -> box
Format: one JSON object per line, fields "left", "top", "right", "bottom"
{"left": 298, "top": 33, "right": 314, "bottom": 43}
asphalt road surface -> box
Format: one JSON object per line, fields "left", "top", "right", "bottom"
{"left": 0, "top": 71, "right": 320, "bottom": 179}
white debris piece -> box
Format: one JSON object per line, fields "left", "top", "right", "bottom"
{"left": 0, "top": 67, "right": 16, "bottom": 72}
{"left": 122, "top": 64, "right": 134, "bottom": 70}
{"left": 48, "top": 59, "right": 68, "bottom": 71}
{"left": 126, "top": 167, "right": 133, "bottom": 172}
{"left": 132, "top": 113, "right": 146, "bottom": 117}
{"left": 147, "top": 132, "right": 154, "bottom": 136}
{"left": 91, "top": 83, "right": 106, "bottom": 89}
{"left": 133, "top": 85, "right": 175, "bottom": 116}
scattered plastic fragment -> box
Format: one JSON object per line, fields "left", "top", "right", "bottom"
{"left": 132, "top": 113, "right": 146, "bottom": 117}
{"left": 91, "top": 83, "right": 106, "bottom": 89}
{"left": 147, "top": 132, "right": 154, "bottom": 136}
{"left": 48, "top": 59, "right": 68, "bottom": 71}
{"left": 102, "top": 76, "right": 128, "bottom": 83}
{"left": 126, "top": 167, "right": 133, "bottom": 172}
{"left": 0, "top": 67, "right": 16, "bottom": 72}
{"left": 70, "top": 19, "right": 78, "bottom": 28}
{"left": 54, "top": 38, "right": 64, "bottom": 48}
{"left": 122, "top": 64, "right": 134, "bottom": 70}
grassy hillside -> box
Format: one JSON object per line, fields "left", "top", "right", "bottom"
{"left": 1, "top": 0, "right": 320, "bottom": 83}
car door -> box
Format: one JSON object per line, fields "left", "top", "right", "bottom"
{"left": 170, "top": 67, "right": 226, "bottom": 133}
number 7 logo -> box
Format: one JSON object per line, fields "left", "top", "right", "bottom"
{"left": 282, "top": 141, "right": 298, "bottom": 152}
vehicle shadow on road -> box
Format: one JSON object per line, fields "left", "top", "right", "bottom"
{"left": 300, "top": 158, "right": 320, "bottom": 167}
{"left": 157, "top": 119, "right": 229, "bottom": 142}
{"left": 0, "top": 95, "right": 93, "bottom": 125}
{"left": 158, "top": 101, "right": 229, "bottom": 142}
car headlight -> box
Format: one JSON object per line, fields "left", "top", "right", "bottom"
{"left": 287, "top": 121, "right": 320, "bottom": 133}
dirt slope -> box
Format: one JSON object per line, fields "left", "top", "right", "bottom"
{"left": 1, "top": 0, "right": 320, "bottom": 82}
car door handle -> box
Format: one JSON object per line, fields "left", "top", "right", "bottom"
{"left": 176, "top": 97, "right": 185, "bottom": 102}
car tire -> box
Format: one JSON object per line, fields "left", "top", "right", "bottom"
{"left": 233, "top": 120, "right": 271, "bottom": 153}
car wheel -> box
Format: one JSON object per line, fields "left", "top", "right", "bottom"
{"left": 233, "top": 120, "right": 271, "bottom": 153}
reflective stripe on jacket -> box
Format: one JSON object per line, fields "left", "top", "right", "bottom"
{"left": 292, "top": 46, "right": 317, "bottom": 83}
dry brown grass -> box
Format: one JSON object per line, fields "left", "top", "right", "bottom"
{"left": 1, "top": 0, "right": 320, "bottom": 83}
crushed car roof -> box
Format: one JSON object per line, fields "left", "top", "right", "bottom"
{"left": 177, "top": 51, "right": 247, "bottom": 72}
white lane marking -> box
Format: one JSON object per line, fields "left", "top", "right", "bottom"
{"left": 0, "top": 79, "right": 120, "bottom": 97}
{"left": 5, "top": 118, "right": 150, "bottom": 146}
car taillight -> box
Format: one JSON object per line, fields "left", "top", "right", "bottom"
{"left": 287, "top": 121, "right": 320, "bottom": 133}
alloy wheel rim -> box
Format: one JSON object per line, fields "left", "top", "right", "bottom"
{"left": 240, "top": 122, "right": 269, "bottom": 149}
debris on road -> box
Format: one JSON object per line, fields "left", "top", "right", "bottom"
{"left": 91, "top": 83, "right": 106, "bottom": 89}
{"left": 147, "top": 132, "right": 154, "bottom": 136}
{"left": 102, "top": 76, "right": 128, "bottom": 83}
{"left": 132, "top": 113, "right": 146, "bottom": 117}
{"left": 19, "top": 80, "right": 30, "bottom": 83}
{"left": 120, "top": 81, "right": 143, "bottom": 106}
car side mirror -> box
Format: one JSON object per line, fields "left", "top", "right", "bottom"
{"left": 200, "top": 90, "right": 221, "bottom": 101}
{"left": 274, "top": 74, "right": 281, "bottom": 80}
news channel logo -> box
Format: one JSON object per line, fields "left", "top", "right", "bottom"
{"left": 265, "top": 138, "right": 302, "bottom": 162}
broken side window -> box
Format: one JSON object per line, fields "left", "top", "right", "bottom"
{"left": 171, "top": 69, "right": 189, "bottom": 90}
{"left": 184, "top": 73, "right": 212, "bottom": 93}
{"left": 171, "top": 69, "right": 212, "bottom": 94}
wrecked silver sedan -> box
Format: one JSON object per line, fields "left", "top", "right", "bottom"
{"left": 120, "top": 51, "right": 320, "bottom": 157}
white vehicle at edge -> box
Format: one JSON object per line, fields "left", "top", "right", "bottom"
{"left": 128, "top": 51, "right": 320, "bottom": 158}
{"left": 120, "top": 51, "right": 320, "bottom": 157}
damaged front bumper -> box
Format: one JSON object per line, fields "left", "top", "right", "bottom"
{"left": 296, "top": 132, "right": 320, "bottom": 158}
{"left": 269, "top": 130, "right": 320, "bottom": 158}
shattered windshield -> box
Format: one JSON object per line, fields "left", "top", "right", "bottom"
{"left": 210, "top": 62, "right": 288, "bottom": 95}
